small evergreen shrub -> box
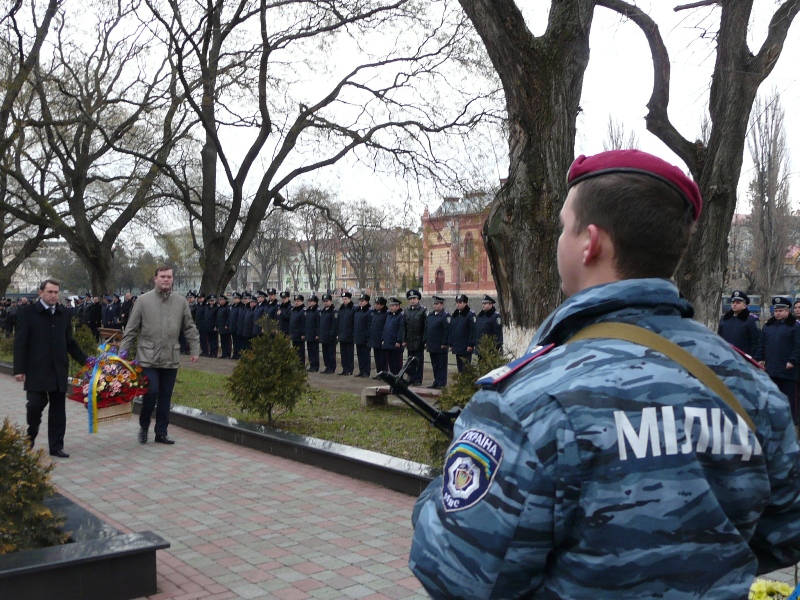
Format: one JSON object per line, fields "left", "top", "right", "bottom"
{"left": 0, "top": 418, "right": 68, "bottom": 555}
{"left": 0, "top": 335, "right": 12, "bottom": 361}
{"left": 426, "top": 336, "right": 510, "bottom": 465}
{"left": 227, "top": 318, "right": 309, "bottom": 425}
{"left": 71, "top": 325, "right": 98, "bottom": 373}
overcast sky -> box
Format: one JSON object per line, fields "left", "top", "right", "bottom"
{"left": 318, "top": 2, "right": 800, "bottom": 218}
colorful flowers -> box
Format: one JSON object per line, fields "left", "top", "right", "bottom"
{"left": 69, "top": 347, "right": 148, "bottom": 409}
{"left": 749, "top": 579, "right": 795, "bottom": 600}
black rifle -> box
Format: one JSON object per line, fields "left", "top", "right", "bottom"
{"left": 375, "top": 357, "right": 461, "bottom": 437}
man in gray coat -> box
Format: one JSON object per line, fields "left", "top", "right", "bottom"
{"left": 120, "top": 266, "right": 200, "bottom": 444}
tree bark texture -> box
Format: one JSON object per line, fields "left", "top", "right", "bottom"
{"left": 461, "top": 0, "right": 595, "bottom": 327}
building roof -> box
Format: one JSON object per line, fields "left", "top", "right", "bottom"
{"left": 429, "top": 192, "right": 493, "bottom": 218}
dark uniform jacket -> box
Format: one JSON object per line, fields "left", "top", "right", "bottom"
{"left": 216, "top": 303, "right": 231, "bottom": 334}
{"left": 353, "top": 305, "right": 372, "bottom": 345}
{"left": 119, "top": 299, "right": 134, "bottom": 327}
{"left": 266, "top": 299, "right": 279, "bottom": 321}
{"left": 304, "top": 305, "right": 320, "bottom": 342}
{"left": 338, "top": 302, "right": 355, "bottom": 343}
{"left": 289, "top": 305, "right": 306, "bottom": 342}
{"left": 404, "top": 304, "right": 427, "bottom": 352}
{"left": 382, "top": 310, "right": 406, "bottom": 350}
{"left": 450, "top": 305, "right": 476, "bottom": 354}
{"left": 425, "top": 309, "right": 450, "bottom": 353}
{"left": 242, "top": 305, "right": 256, "bottom": 338}
{"left": 717, "top": 310, "right": 760, "bottom": 356}
{"left": 14, "top": 302, "right": 88, "bottom": 392}
{"left": 319, "top": 305, "right": 337, "bottom": 344}
{"left": 277, "top": 301, "right": 292, "bottom": 335}
{"left": 368, "top": 307, "right": 389, "bottom": 349}
{"left": 195, "top": 302, "right": 207, "bottom": 331}
{"left": 229, "top": 302, "right": 242, "bottom": 335}
{"left": 253, "top": 301, "right": 268, "bottom": 336}
{"left": 755, "top": 314, "right": 800, "bottom": 381}
{"left": 200, "top": 304, "right": 218, "bottom": 333}
{"left": 85, "top": 301, "right": 102, "bottom": 331}
{"left": 475, "top": 306, "right": 503, "bottom": 350}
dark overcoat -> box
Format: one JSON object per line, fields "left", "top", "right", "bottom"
{"left": 14, "top": 302, "right": 88, "bottom": 392}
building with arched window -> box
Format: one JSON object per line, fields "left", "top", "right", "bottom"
{"left": 421, "top": 192, "right": 497, "bottom": 296}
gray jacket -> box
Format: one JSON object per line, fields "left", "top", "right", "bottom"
{"left": 120, "top": 289, "right": 200, "bottom": 368}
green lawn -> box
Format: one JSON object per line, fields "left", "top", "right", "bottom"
{"left": 172, "top": 369, "right": 437, "bottom": 465}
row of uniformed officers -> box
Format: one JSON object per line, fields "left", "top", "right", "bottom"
{"left": 184, "top": 288, "right": 503, "bottom": 388}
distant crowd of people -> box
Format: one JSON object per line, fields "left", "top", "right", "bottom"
{"left": 182, "top": 288, "right": 504, "bottom": 389}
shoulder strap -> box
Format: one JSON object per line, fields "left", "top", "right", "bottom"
{"left": 567, "top": 322, "right": 756, "bottom": 433}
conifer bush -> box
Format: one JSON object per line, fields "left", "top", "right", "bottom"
{"left": 426, "top": 336, "right": 510, "bottom": 464}
{"left": 71, "top": 324, "right": 98, "bottom": 373}
{"left": 227, "top": 318, "right": 309, "bottom": 425}
{"left": 0, "top": 418, "right": 68, "bottom": 555}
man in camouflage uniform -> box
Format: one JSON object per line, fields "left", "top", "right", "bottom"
{"left": 410, "top": 150, "right": 800, "bottom": 599}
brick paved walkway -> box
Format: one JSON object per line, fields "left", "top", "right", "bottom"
{"left": 0, "top": 373, "right": 426, "bottom": 599}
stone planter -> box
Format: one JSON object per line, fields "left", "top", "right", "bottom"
{"left": 0, "top": 493, "right": 169, "bottom": 600}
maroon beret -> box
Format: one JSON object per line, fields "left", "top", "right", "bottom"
{"left": 567, "top": 149, "right": 702, "bottom": 220}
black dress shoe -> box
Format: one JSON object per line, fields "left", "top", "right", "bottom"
{"left": 427, "top": 383, "right": 438, "bottom": 389}
{"left": 138, "top": 428, "right": 148, "bottom": 444}
{"left": 338, "top": 371, "right": 347, "bottom": 376}
{"left": 412, "top": 381, "right": 422, "bottom": 387}
{"left": 49, "top": 449, "right": 70, "bottom": 458}
{"left": 154, "top": 435, "right": 175, "bottom": 445}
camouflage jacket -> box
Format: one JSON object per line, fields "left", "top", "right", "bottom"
{"left": 410, "top": 278, "right": 800, "bottom": 599}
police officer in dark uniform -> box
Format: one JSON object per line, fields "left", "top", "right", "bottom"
{"left": 290, "top": 294, "right": 306, "bottom": 366}
{"left": 450, "top": 293, "right": 476, "bottom": 372}
{"left": 305, "top": 295, "right": 320, "bottom": 371}
{"left": 382, "top": 297, "right": 405, "bottom": 374}
{"left": 319, "top": 294, "right": 337, "bottom": 374}
{"left": 353, "top": 293, "right": 373, "bottom": 377}
{"left": 475, "top": 294, "right": 503, "bottom": 354}
{"left": 404, "top": 290, "right": 426, "bottom": 385}
{"left": 229, "top": 292, "right": 243, "bottom": 358}
{"left": 180, "top": 291, "right": 195, "bottom": 354}
{"left": 717, "top": 290, "right": 760, "bottom": 356}
{"left": 241, "top": 294, "right": 257, "bottom": 351}
{"left": 369, "top": 297, "right": 389, "bottom": 373}
{"left": 425, "top": 296, "right": 450, "bottom": 388}
{"left": 203, "top": 294, "right": 219, "bottom": 357}
{"left": 277, "top": 291, "right": 292, "bottom": 335}
{"left": 338, "top": 291, "right": 355, "bottom": 375}
{"left": 195, "top": 292, "right": 208, "bottom": 355}
{"left": 216, "top": 295, "right": 232, "bottom": 358}
{"left": 266, "top": 288, "right": 279, "bottom": 321}
{"left": 755, "top": 296, "right": 800, "bottom": 424}
{"left": 252, "top": 290, "right": 268, "bottom": 336}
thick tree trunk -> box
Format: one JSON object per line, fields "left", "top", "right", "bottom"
{"left": 461, "top": 0, "right": 595, "bottom": 327}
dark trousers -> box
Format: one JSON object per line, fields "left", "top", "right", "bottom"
{"left": 26, "top": 390, "right": 67, "bottom": 452}
{"left": 339, "top": 342, "right": 354, "bottom": 374}
{"left": 140, "top": 368, "right": 178, "bottom": 436}
{"left": 307, "top": 342, "right": 320, "bottom": 370}
{"left": 219, "top": 333, "right": 232, "bottom": 358}
{"left": 231, "top": 334, "right": 242, "bottom": 358}
{"left": 207, "top": 332, "right": 218, "bottom": 357}
{"left": 387, "top": 349, "right": 403, "bottom": 374}
{"left": 239, "top": 335, "right": 253, "bottom": 357}
{"left": 407, "top": 348, "right": 424, "bottom": 383}
{"left": 322, "top": 343, "right": 336, "bottom": 372}
{"left": 199, "top": 331, "right": 209, "bottom": 356}
{"left": 356, "top": 344, "right": 371, "bottom": 376}
{"left": 373, "top": 348, "right": 388, "bottom": 373}
{"left": 179, "top": 331, "right": 189, "bottom": 353}
{"left": 430, "top": 352, "right": 448, "bottom": 387}
{"left": 456, "top": 353, "right": 473, "bottom": 373}
{"left": 293, "top": 340, "right": 306, "bottom": 366}
{"left": 773, "top": 377, "right": 798, "bottom": 424}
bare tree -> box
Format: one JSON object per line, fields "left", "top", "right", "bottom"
{"left": 749, "top": 91, "right": 792, "bottom": 300}
{"left": 460, "top": 0, "right": 798, "bottom": 328}
{"left": 341, "top": 201, "right": 396, "bottom": 291}
{"left": 143, "top": 0, "right": 496, "bottom": 294}
{"left": 602, "top": 115, "right": 639, "bottom": 151}
{"left": 291, "top": 188, "right": 339, "bottom": 293}
{"left": 246, "top": 208, "right": 294, "bottom": 290}
{"left": 1, "top": 0, "right": 190, "bottom": 294}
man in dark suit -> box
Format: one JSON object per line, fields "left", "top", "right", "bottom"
{"left": 13, "top": 278, "right": 88, "bottom": 458}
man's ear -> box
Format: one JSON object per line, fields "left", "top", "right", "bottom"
{"left": 583, "top": 224, "right": 602, "bottom": 265}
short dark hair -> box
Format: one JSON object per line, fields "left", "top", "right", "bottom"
{"left": 154, "top": 266, "right": 173, "bottom": 276}
{"left": 39, "top": 278, "right": 61, "bottom": 291}
{"left": 572, "top": 173, "right": 695, "bottom": 279}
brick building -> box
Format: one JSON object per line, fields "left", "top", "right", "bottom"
{"left": 421, "top": 192, "right": 497, "bottom": 296}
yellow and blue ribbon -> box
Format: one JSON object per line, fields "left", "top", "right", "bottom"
{"left": 86, "top": 343, "right": 139, "bottom": 434}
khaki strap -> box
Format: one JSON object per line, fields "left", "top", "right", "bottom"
{"left": 568, "top": 322, "right": 756, "bottom": 433}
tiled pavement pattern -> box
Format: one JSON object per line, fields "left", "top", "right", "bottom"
{"left": 0, "top": 373, "right": 426, "bottom": 599}
{"left": 3, "top": 366, "right": 798, "bottom": 598}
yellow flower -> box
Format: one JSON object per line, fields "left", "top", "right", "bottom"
{"left": 749, "top": 579, "right": 794, "bottom": 600}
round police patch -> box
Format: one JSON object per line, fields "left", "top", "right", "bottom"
{"left": 441, "top": 429, "right": 503, "bottom": 512}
